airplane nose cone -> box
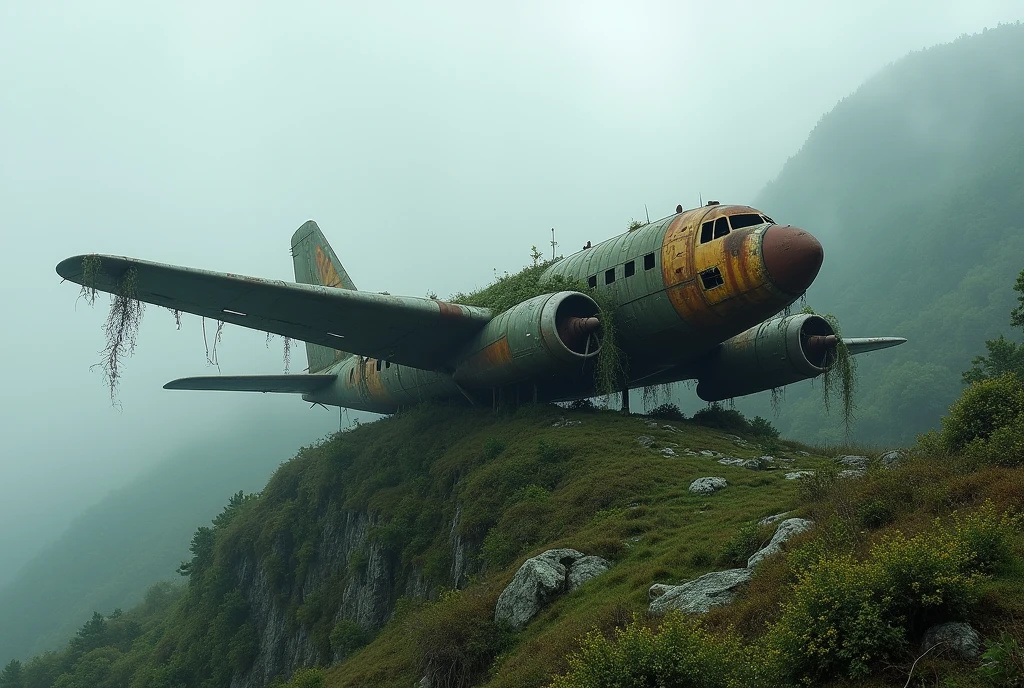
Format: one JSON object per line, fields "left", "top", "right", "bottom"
{"left": 761, "top": 225, "right": 823, "bottom": 293}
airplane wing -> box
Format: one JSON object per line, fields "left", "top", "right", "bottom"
{"left": 843, "top": 337, "right": 906, "bottom": 355}
{"left": 164, "top": 375, "right": 336, "bottom": 393}
{"left": 56, "top": 254, "right": 493, "bottom": 372}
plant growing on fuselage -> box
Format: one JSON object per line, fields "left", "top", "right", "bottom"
{"left": 801, "top": 305, "right": 857, "bottom": 436}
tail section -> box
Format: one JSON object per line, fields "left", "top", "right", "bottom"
{"left": 291, "top": 220, "right": 357, "bottom": 372}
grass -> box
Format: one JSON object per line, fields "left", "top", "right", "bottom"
{"left": 316, "top": 405, "right": 838, "bottom": 688}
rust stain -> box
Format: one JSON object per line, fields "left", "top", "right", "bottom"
{"left": 436, "top": 301, "right": 464, "bottom": 318}
{"left": 315, "top": 246, "right": 344, "bottom": 288}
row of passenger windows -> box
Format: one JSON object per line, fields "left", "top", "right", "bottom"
{"left": 586, "top": 251, "right": 657, "bottom": 288}
{"left": 347, "top": 359, "right": 392, "bottom": 384}
{"left": 699, "top": 213, "right": 774, "bottom": 244}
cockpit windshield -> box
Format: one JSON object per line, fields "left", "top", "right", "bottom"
{"left": 699, "top": 213, "right": 771, "bottom": 244}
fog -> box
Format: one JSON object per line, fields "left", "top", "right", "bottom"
{"left": 1, "top": 1, "right": 1020, "bottom": 585}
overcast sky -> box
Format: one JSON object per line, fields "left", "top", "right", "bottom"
{"left": 1, "top": 1, "right": 1021, "bottom": 582}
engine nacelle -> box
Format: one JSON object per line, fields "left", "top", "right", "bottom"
{"left": 453, "top": 291, "right": 601, "bottom": 388}
{"left": 695, "top": 313, "right": 836, "bottom": 402}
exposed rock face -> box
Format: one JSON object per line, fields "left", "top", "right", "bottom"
{"left": 839, "top": 468, "right": 866, "bottom": 479}
{"left": 494, "top": 549, "right": 611, "bottom": 630}
{"left": 747, "top": 518, "right": 814, "bottom": 568}
{"left": 661, "top": 447, "right": 677, "bottom": 457}
{"left": 648, "top": 569, "right": 752, "bottom": 614}
{"left": 230, "top": 507, "right": 476, "bottom": 688}
{"left": 689, "top": 477, "right": 728, "bottom": 495}
{"left": 758, "top": 511, "right": 792, "bottom": 526}
{"left": 922, "top": 622, "right": 981, "bottom": 658}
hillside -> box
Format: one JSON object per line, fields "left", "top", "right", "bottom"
{"left": 728, "top": 22, "right": 1024, "bottom": 445}
{"left": 0, "top": 411, "right": 337, "bottom": 666}
{"left": 9, "top": 394, "right": 1024, "bottom": 688}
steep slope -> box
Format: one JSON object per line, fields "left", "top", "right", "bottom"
{"left": 0, "top": 410, "right": 336, "bottom": 666}
{"left": 730, "top": 23, "right": 1024, "bottom": 444}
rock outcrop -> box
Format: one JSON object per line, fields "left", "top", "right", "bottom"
{"left": 921, "top": 622, "right": 982, "bottom": 658}
{"left": 649, "top": 569, "right": 752, "bottom": 614}
{"left": 689, "top": 477, "right": 727, "bottom": 495}
{"left": 494, "top": 549, "right": 611, "bottom": 630}
{"left": 650, "top": 517, "right": 814, "bottom": 615}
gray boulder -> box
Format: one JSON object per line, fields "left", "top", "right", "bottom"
{"left": 839, "top": 468, "right": 866, "bottom": 479}
{"left": 689, "top": 477, "right": 727, "bottom": 495}
{"left": 880, "top": 449, "right": 904, "bottom": 468}
{"left": 637, "top": 435, "right": 655, "bottom": 448}
{"left": 648, "top": 568, "right": 752, "bottom": 614}
{"left": 757, "top": 511, "right": 792, "bottom": 526}
{"left": 748, "top": 518, "right": 814, "bottom": 568}
{"left": 836, "top": 455, "right": 868, "bottom": 469}
{"left": 568, "top": 555, "right": 612, "bottom": 591}
{"left": 494, "top": 548, "right": 582, "bottom": 629}
{"left": 785, "top": 470, "right": 814, "bottom": 480}
{"left": 699, "top": 450, "right": 717, "bottom": 457}
{"left": 661, "top": 447, "right": 677, "bottom": 457}
{"left": 495, "top": 549, "right": 613, "bottom": 629}
{"left": 921, "top": 622, "right": 981, "bottom": 659}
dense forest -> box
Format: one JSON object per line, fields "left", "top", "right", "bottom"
{"left": 0, "top": 411, "right": 335, "bottom": 666}
{"left": 727, "top": 22, "right": 1024, "bottom": 445}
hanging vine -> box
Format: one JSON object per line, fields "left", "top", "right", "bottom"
{"left": 801, "top": 306, "right": 857, "bottom": 436}
{"left": 283, "top": 336, "right": 292, "bottom": 373}
{"left": 80, "top": 255, "right": 102, "bottom": 307}
{"left": 92, "top": 266, "right": 145, "bottom": 406}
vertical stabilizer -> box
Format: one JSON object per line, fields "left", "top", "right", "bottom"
{"left": 290, "top": 220, "right": 357, "bottom": 373}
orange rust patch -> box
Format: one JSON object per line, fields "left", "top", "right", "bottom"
{"left": 315, "top": 246, "right": 344, "bottom": 288}
{"left": 477, "top": 336, "right": 512, "bottom": 367}
{"left": 437, "top": 301, "right": 464, "bottom": 318}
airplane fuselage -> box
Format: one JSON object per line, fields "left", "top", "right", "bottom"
{"left": 304, "top": 204, "right": 823, "bottom": 413}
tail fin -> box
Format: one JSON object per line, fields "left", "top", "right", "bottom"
{"left": 291, "top": 220, "right": 357, "bottom": 373}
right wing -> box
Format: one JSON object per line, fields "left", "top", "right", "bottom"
{"left": 56, "top": 254, "right": 492, "bottom": 372}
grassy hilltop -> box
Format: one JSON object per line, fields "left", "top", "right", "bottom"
{"left": 6, "top": 385, "right": 1024, "bottom": 688}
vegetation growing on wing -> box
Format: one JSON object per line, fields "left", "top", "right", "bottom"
{"left": 799, "top": 305, "right": 857, "bottom": 436}
{"left": 94, "top": 266, "right": 144, "bottom": 405}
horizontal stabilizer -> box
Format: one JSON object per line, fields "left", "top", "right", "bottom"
{"left": 164, "top": 375, "right": 336, "bottom": 394}
{"left": 843, "top": 337, "right": 907, "bottom": 356}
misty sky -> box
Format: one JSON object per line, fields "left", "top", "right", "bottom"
{"left": 1, "top": 1, "right": 1021, "bottom": 584}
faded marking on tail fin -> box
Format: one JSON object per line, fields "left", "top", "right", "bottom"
{"left": 291, "top": 220, "right": 356, "bottom": 373}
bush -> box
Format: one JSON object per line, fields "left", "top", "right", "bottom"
{"left": 768, "top": 504, "right": 1017, "bottom": 683}
{"left": 939, "top": 374, "right": 1024, "bottom": 454}
{"left": 647, "top": 402, "right": 686, "bottom": 421}
{"left": 483, "top": 437, "right": 507, "bottom": 460}
{"left": 692, "top": 404, "right": 749, "bottom": 432}
{"left": 413, "top": 588, "right": 512, "bottom": 688}
{"left": 749, "top": 416, "right": 780, "bottom": 439}
{"left": 978, "top": 632, "right": 1024, "bottom": 687}
{"left": 548, "top": 613, "right": 766, "bottom": 688}
{"left": 329, "top": 619, "right": 369, "bottom": 659}
{"left": 719, "top": 523, "right": 769, "bottom": 568}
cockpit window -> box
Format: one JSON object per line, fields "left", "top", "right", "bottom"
{"left": 700, "top": 221, "right": 714, "bottom": 243}
{"left": 761, "top": 215, "right": 774, "bottom": 224}
{"left": 713, "top": 217, "right": 729, "bottom": 239}
{"left": 727, "top": 213, "right": 764, "bottom": 230}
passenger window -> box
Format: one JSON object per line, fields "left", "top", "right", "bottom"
{"left": 700, "top": 267, "right": 725, "bottom": 290}
{"left": 385, "top": 361, "right": 391, "bottom": 369}
{"left": 349, "top": 369, "right": 354, "bottom": 383}
{"left": 727, "top": 213, "right": 764, "bottom": 230}
{"left": 700, "top": 221, "right": 714, "bottom": 243}
{"left": 644, "top": 253, "right": 656, "bottom": 270}
{"left": 375, "top": 359, "right": 382, "bottom": 371}
{"left": 713, "top": 217, "right": 729, "bottom": 239}
{"left": 588, "top": 275, "right": 597, "bottom": 289}
{"left": 605, "top": 268, "right": 615, "bottom": 285}
{"left": 624, "top": 260, "right": 635, "bottom": 277}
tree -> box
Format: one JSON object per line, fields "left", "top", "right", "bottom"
{"left": 963, "top": 268, "right": 1024, "bottom": 384}
{"left": 0, "top": 660, "right": 24, "bottom": 688}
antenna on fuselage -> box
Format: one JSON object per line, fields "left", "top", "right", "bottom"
{"left": 550, "top": 228, "right": 558, "bottom": 260}
{"left": 699, "top": 192, "right": 703, "bottom": 207}
{"left": 644, "top": 204, "right": 650, "bottom": 224}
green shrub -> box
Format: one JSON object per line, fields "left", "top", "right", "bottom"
{"left": 279, "top": 668, "right": 325, "bottom": 688}
{"left": 692, "top": 404, "right": 749, "bottom": 432}
{"left": 978, "top": 632, "right": 1024, "bottom": 687}
{"left": 648, "top": 402, "right": 686, "bottom": 421}
{"left": 939, "top": 374, "right": 1024, "bottom": 453}
{"left": 749, "top": 416, "right": 780, "bottom": 439}
{"left": 548, "top": 613, "right": 766, "bottom": 688}
{"left": 330, "top": 619, "right": 369, "bottom": 659}
{"left": 719, "top": 523, "right": 769, "bottom": 568}
{"left": 857, "top": 499, "right": 894, "bottom": 529}
{"left": 412, "top": 588, "right": 512, "bottom": 688}
{"left": 767, "top": 504, "right": 1016, "bottom": 683}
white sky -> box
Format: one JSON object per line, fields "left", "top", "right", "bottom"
{"left": 1, "top": 0, "right": 1020, "bottom": 581}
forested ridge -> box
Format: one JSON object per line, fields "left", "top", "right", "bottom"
{"left": 733, "top": 22, "right": 1024, "bottom": 445}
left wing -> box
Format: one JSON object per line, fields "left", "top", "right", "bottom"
{"left": 164, "top": 375, "right": 336, "bottom": 394}
{"left": 56, "top": 254, "right": 492, "bottom": 371}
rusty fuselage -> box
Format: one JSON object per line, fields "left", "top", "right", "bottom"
{"left": 304, "top": 205, "right": 824, "bottom": 413}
